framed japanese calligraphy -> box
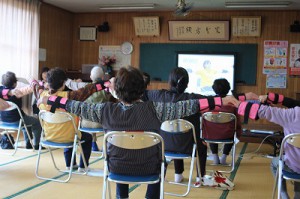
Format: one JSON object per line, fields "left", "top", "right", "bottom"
{"left": 133, "top": 16, "right": 160, "bottom": 36}
{"left": 168, "top": 21, "right": 229, "bottom": 41}
{"left": 79, "top": 26, "right": 97, "bottom": 41}
{"left": 231, "top": 16, "right": 261, "bottom": 37}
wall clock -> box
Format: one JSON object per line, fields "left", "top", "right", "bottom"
{"left": 121, "top": 42, "right": 133, "bottom": 55}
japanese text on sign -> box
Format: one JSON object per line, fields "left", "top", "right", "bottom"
{"left": 133, "top": 17, "right": 160, "bottom": 36}
{"left": 168, "top": 21, "right": 229, "bottom": 40}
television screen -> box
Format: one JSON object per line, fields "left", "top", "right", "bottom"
{"left": 177, "top": 52, "right": 235, "bottom": 96}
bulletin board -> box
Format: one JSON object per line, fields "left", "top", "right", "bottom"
{"left": 99, "top": 46, "right": 131, "bottom": 70}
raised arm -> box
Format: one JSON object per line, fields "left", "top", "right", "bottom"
{"left": 259, "top": 92, "right": 300, "bottom": 108}
{"left": 38, "top": 95, "right": 105, "bottom": 123}
{"left": 65, "top": 78, "right": 89, "bottom": 91}
{"left": 153, "top": 95, "right": 239, "bottom": 122}
{"left": 67, "top": 81, "right": 109, "bottom": 101}
{"left": 236, "top": 99, "right": 300, "bottom": 128}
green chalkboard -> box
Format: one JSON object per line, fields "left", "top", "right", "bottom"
{"left": 140, "top": 43, "right": 257, "bottom": 85}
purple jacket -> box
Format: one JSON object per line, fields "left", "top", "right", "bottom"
{"left": 258, "top": 105, "right": 300, "bottom": 173}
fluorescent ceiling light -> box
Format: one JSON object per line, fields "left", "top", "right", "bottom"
{"left": 225, "top": 1, "right": 291, "bottom": 8}
{"left": 99, "top": 3, "right": 155, "bottom": 10}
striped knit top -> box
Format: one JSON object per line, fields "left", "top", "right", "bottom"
{"left": 65, "top": 99, "right": 202, "bottom": 175}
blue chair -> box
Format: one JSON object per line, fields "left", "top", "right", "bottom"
{"left": 272, "top": 133, "right": 300, "bottom": 199}
{"left": 78, "top": 119, "right": 104, "bottom": 158}
{"left": 102, "top": 131, "right": 165, "bottom": 199}
{"left": 78, "top": 121, "right": 105, "bottom": 177}
{"left": 160, "top": 119, "right": 199, "bottom": 197}
{"left": 0, "top": 101, "right": 34, "bottom": 155}
{"left": 35, "top": 110, "right": 88, "bottom": 183}
{"left": 200, "top": 111, "right": 237, "bottom": 173}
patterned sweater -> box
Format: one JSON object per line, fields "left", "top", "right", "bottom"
{"left": 64, "top": 98, "right": 205, "bottom": 175}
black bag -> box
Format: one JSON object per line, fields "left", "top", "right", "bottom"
{"left": 0, "top": 134, "right": 15, "bottom": 149}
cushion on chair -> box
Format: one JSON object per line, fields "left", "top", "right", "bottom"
{"left": 108, "top": 173, "right": 160, "bottom": 183}
{"left": 0, "top": 121, "right": 20, "bottom": 129}
{"left": 160, "top": 129, "right": 194, "bottom": 154}
{"left": 107, "top": 143, "right": 162, "bottom": 176}
{"left": 41, "top": 140, "right": 74, "bottom": 148}
{"left": 282, "top": 169, "right": 300, "bottom": 180}
{"left": 0, "top": 109, "right": 21, "bottom": 123}
{"left": 202, "top": 120, "right": 235, "bottom": 140}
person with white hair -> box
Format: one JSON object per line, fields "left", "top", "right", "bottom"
{"left": 65, "top": 66, "right": 105, "bottom": 91}
{"left": 65, "top": 66, "right": 112, "bottom": 151}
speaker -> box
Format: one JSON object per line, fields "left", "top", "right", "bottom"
{"left": 290, "top": 21, "right": 300, "bottom": 32}
{"left": 98, "top": 22, "right": 109, "bottom": 32}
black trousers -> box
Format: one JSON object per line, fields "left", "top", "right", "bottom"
{"left": 174, "top": 137, "right": 207, "bottom": 177}
{"left": 209, "top": 143, "right": 233, "bottom": 155}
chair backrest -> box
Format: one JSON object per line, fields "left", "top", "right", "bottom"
{"left": 39, "top": 110, "right": 73, "bottom": 124}
{"left": 103, "top": 131, "right": 164, "bottom": 175}
{"left": 160, "top": 119, "right": 196, "bottom": 154}
{"left": 0, "top": 101, "right": 23, "bottom": 123}
{"left": 104, "top": 131, "right": 164, "bottom": 150}
{"left": 38, "top": 110, "right": 79, "bottom": 142}
{"left": 279, "top": 133, "right": 300, "bottom": 157}
{"left": 200, "top": 111, "right": 237, "bottom": 140}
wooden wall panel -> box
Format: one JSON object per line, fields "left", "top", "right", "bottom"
{"left": 39, "top": 7, "right": 300, "bottom": 100}
{"left": 39, "top": 4, "right": 73, "bottom": 73}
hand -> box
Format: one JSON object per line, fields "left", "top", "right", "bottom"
{"left": 245, "top": 92, "right": 259, "bottom": 100}
{"left": 108, "top": 77, "right": 118, "bottom": 99}
{"left": 259, "top": 95, "right": 268, "bottom": 103}
{"left": 37, "top": 96, "right": 49, "bottom": 107}
{"left": 0, "top": 98, "right": 10, "bottom": 110}
{"left": 75, "top": 78, "right": 82, "bottom": 82}
{"left": 222, "top": 96, "right": 241, "bottom": 108}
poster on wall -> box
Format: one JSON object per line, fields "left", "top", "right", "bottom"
{"left": 266, "top": 74, "right": 287, "bottom": 88}
{"left": 289, "top": 44, "right": 300, "bottom": 76}
{"left": 99, "top": 45, "right": 131, "bottom": 71}
{"left": 263, "top": 40, "right": 288, "bottom": 74}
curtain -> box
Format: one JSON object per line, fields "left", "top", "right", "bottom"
{"left": 0, "top": 0, "right": 40, "bottom": 80}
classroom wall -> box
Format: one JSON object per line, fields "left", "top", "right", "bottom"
{"left": 39, "top": 3, "right": 73, "bottom": 72}
{"left": 40, "top": 4, "right": 300, "bottom": 99}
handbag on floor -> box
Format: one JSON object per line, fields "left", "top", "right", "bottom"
{"left": 0, "top": 134, "right": 15, "bottom": 149}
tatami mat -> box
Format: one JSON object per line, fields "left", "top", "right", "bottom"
{"left": 0, "top": 138, "right": 294, "bottom": 199}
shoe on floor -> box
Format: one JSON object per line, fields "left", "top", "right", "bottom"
{"left": 26, "top": 142, "right": 33, "bottom": 149}
{"left": 194, "top": 177, "right": 201, "bottom": 187}
{"left": 78, "top": 167, "right": 90, "bottom": 173}
{"left": 66, "top": 164, "right": 79, "bottom": 171}
{"left": 34, "top": 145, "right": 45, "bottom": 150}
{"left": 174, "top": 173, "right": 184, "bottom": 183}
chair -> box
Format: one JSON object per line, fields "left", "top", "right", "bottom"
{"left": 0, "top": 101, "right": 34, "bottom": 155}
{"left": 78, "top": 120, "right": 105, "bottom": 177}
{"left": 272, "top": 133, "right": 300, "bottom": 199}
{"left": 200, "top": 111, "right": 237, "bottom": 173}
{"left": 160, "top": 119, "right": 199, "bottom": 197}
{"left": 102, "top": 131, "right": 165, "bottom": 199}
{"left": 78, "top": 119, "right": 104, "bottom": 159}
{"left": 35, "top": 110, "right": 88, "bottom": 183}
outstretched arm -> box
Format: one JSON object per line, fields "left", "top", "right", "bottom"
{"left": 153, "top": 95, "right": 239, "bottom": 122}
{"left": 65, "top": 78, "right": 89, "bottom": 91}
{"left": 67, "top": 81, "right": 109, "bottom": 101}
{"left": 259, "top": 92, "right": 300, "bottom": 108}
